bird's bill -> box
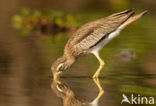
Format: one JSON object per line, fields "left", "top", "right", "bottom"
{"left": 54, "top": 74, "right": 59, "bottom": 80}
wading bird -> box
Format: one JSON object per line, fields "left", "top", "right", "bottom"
{"left": 51, "top": 9, "right": 147, "bottom": 79}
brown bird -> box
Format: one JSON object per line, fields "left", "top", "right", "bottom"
{"left": 51, "top": 9, "right": 147, "bottom": 79}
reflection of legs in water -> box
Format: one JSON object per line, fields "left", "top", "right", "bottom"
{"left": 90, "top": 78, "right": 104, "bottom": 105}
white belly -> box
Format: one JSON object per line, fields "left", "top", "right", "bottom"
{"left": 91, "top": 29, "right": 121, "bottom": 53}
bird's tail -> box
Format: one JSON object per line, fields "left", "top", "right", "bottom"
{"left": 118, "top": 10, "right": 148, "bottom": 30}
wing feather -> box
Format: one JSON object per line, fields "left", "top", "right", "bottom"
{"left": 67, "top": 9, "right": 134, "bottom": 51}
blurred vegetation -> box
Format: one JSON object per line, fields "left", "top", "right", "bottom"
{"left": 12, "top": 8, "right": 154, "bottom": 71}
{"left": 12, "top": 8, "right": 80, "bottom": 36}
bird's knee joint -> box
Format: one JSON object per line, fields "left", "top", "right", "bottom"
{"left": 100, "top": 89, "right": 104, "bottom": 94}
{"left": 101, "top": 62, "right": 105, "bottom": 66}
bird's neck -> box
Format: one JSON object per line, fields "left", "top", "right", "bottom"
{"left": 63, "top": 54, "right": 75, "bottom": 67}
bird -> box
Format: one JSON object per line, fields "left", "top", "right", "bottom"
{"left": 51, "top": 9, "right": 147, "bottom": 80}
{"left": 51, "top": 78, "right": 104, "bottom": 106}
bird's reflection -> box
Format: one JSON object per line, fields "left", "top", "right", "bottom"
{"left": 51, "top": 78, "right": 104, "bottom": 106}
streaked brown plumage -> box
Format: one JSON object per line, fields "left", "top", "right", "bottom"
{"left": 51, "top": 9, "right": 147, "bottom": 79}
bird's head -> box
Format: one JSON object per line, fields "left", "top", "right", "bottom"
{"left": 51, "top": 56, "right": 73, "bottom": 79}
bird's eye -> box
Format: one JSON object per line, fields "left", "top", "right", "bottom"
{"left": 57, "top": 63, "right": 64, "bottom": 72}
{"left": 56, "top": 84, "right": 64, "bottom": 92}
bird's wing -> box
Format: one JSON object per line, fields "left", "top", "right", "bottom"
{"left": 68, "top": 9, "right": 134, "bottom": 50}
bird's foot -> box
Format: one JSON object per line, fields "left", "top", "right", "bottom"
{"left": 92, "top": 73, "right": 99, "bottom": 79}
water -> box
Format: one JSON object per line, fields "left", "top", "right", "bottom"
{"left": 0, "top": 0, "right": 156, "bottom": 106}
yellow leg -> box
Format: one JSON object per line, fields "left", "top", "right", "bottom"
{"left": 90, "top": 78, "right": 104, "bottom": 105}
{"left": 93, "top": 78, "right": 104, "bottom": 99}
{"left": 93, "top": 52, "right": 105, "bottom": 78}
